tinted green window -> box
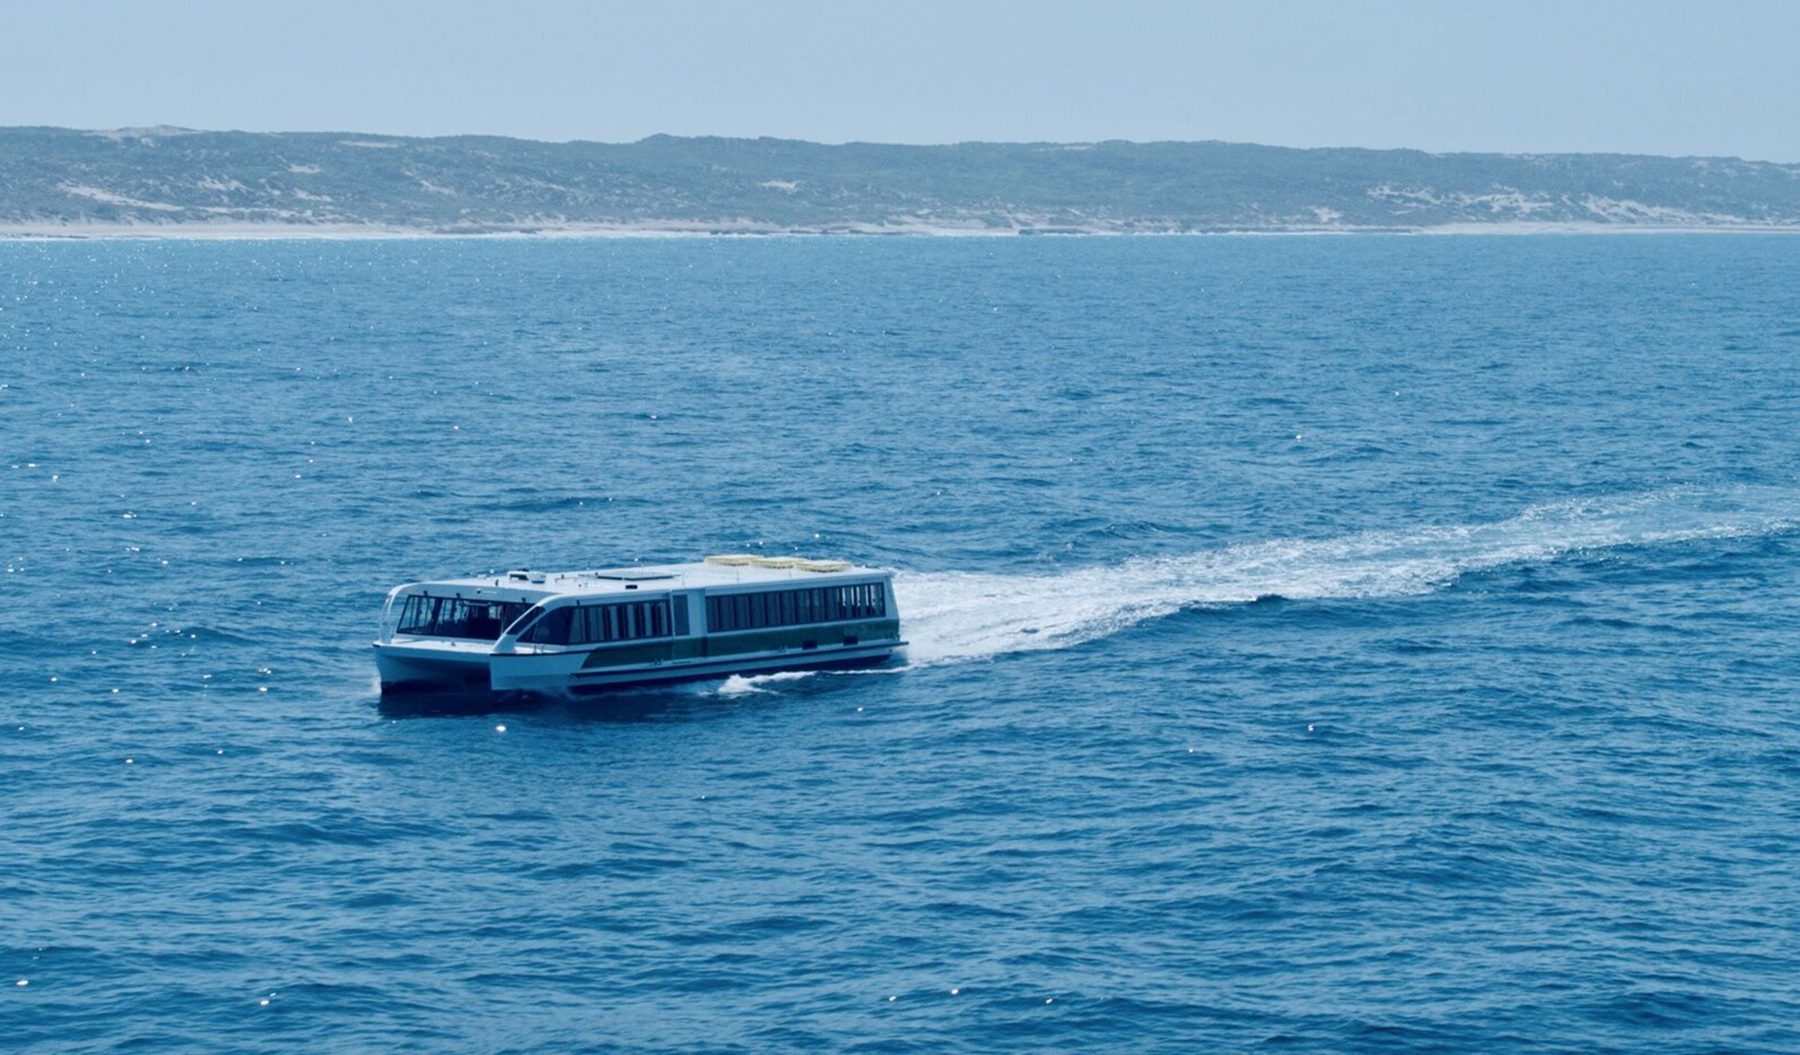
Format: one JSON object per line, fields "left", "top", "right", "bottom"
{"left": 523, "top": 608, "right": 573, "bottom": 645}
{"left": 698, "top": 586, "right": 887, "bottom": 633}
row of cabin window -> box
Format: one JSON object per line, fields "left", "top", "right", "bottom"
{"left": 520, "top": 599, "right": 683, "bottom": 646}
{"left": 705, "top": 583, "right": 885, "bottom": 634}
{"left": 397, "top": 596, "right": 530, "bottom": 641}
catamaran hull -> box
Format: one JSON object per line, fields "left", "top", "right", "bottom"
{"left": 564, "top": 647, "right": 894, "bottom": 694}
{"left": 373, "top": 644, "right": 492, "bottom": 694}
{"left": 375, "top": 641, "right": 899, "bottom": 696}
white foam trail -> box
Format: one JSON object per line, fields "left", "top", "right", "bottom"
{"left": 713, "top": 670, "right": 818, "bottom": 697}
{"left": 893, "top": 486, "right": 1798, "bottom": 665}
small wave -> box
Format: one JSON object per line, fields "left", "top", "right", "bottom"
{"left": 178, "top": 625, "right": 256, "bottom": 644}
{"left": 894, "top": 485, "right": 1798, "bottom": 665}
{"left": 496, "top": 495, "right": 609, "bottom": 513}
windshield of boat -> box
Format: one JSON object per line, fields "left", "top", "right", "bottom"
{"left": 395, "top": 595, "right": 531, "bottom": 641}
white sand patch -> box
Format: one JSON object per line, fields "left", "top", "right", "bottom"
{"left": 56, "top": 184, "right": 184, "bottom": 211}
{"left": 1476, "top": 190, "right": 1557, "bottom": 215}
{"left": 1576, "top": 195, "right": 1752, "bottom": 225}
{"left": 503, "top": 176, "right": 571, "bottom": 193}
{"left": 86, "top": 126, "right": 199, "bottom": 144}
{"left": 1417, "top": 221, "right": 1800, "bottom": 235}
{"left": 0, "top": 219, "right": 427, "bottom": 240}
{"left": 1367, "top": 184, "right": 1575, "bottom": 218}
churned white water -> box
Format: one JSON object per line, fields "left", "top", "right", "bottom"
{"left": 894, "top": 486, "right": 1799, "bottom": 664}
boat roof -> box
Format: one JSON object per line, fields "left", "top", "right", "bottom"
{"left": 410, "top": 559, "right": 888, "bottom": 599}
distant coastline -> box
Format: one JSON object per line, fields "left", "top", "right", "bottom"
{"left": 6, "top": 126, "right": 1800, "bottom": 238}
{"left": 6, "top": 220, "right": 1800, "bottom": 241}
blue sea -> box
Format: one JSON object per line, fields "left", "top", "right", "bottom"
{"left": 2, "top": 234, "right": 1798, "bottom": 1053}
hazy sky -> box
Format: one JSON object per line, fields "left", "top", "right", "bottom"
{"left": 4, "top": 0, "right": 1797, "bottom": 160}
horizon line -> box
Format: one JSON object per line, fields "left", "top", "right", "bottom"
{"left": 5, "top": 124, "right": 1795, "bottom": 167}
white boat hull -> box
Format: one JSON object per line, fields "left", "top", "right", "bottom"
{"left": 373, "top": 642, "right": 492, "bottom": 691}
{"left": 375, "top": 640, "right": 898, "bottom": 695}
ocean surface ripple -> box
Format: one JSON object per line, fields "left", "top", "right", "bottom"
{"left": 2, "top": 235, "right": 1798, "bottom": 1052}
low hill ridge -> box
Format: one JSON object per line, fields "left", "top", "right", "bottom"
{"left": 4, "top": 127, "right": 1799, "bottom": 236}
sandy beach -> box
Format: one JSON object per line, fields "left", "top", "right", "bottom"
{"left": 5, "top": 219, "right": 1799, "bottom": 240}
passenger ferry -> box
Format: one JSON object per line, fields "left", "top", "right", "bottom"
{"left": 372, "top": 555, "right": 902, "bottom": 695}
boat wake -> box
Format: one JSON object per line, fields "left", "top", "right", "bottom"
{"left": 712, "top": 670, "right": 819, "bottom": 696}
{"left": 892, "top": 486, "right": 1799, "bottom": 665}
